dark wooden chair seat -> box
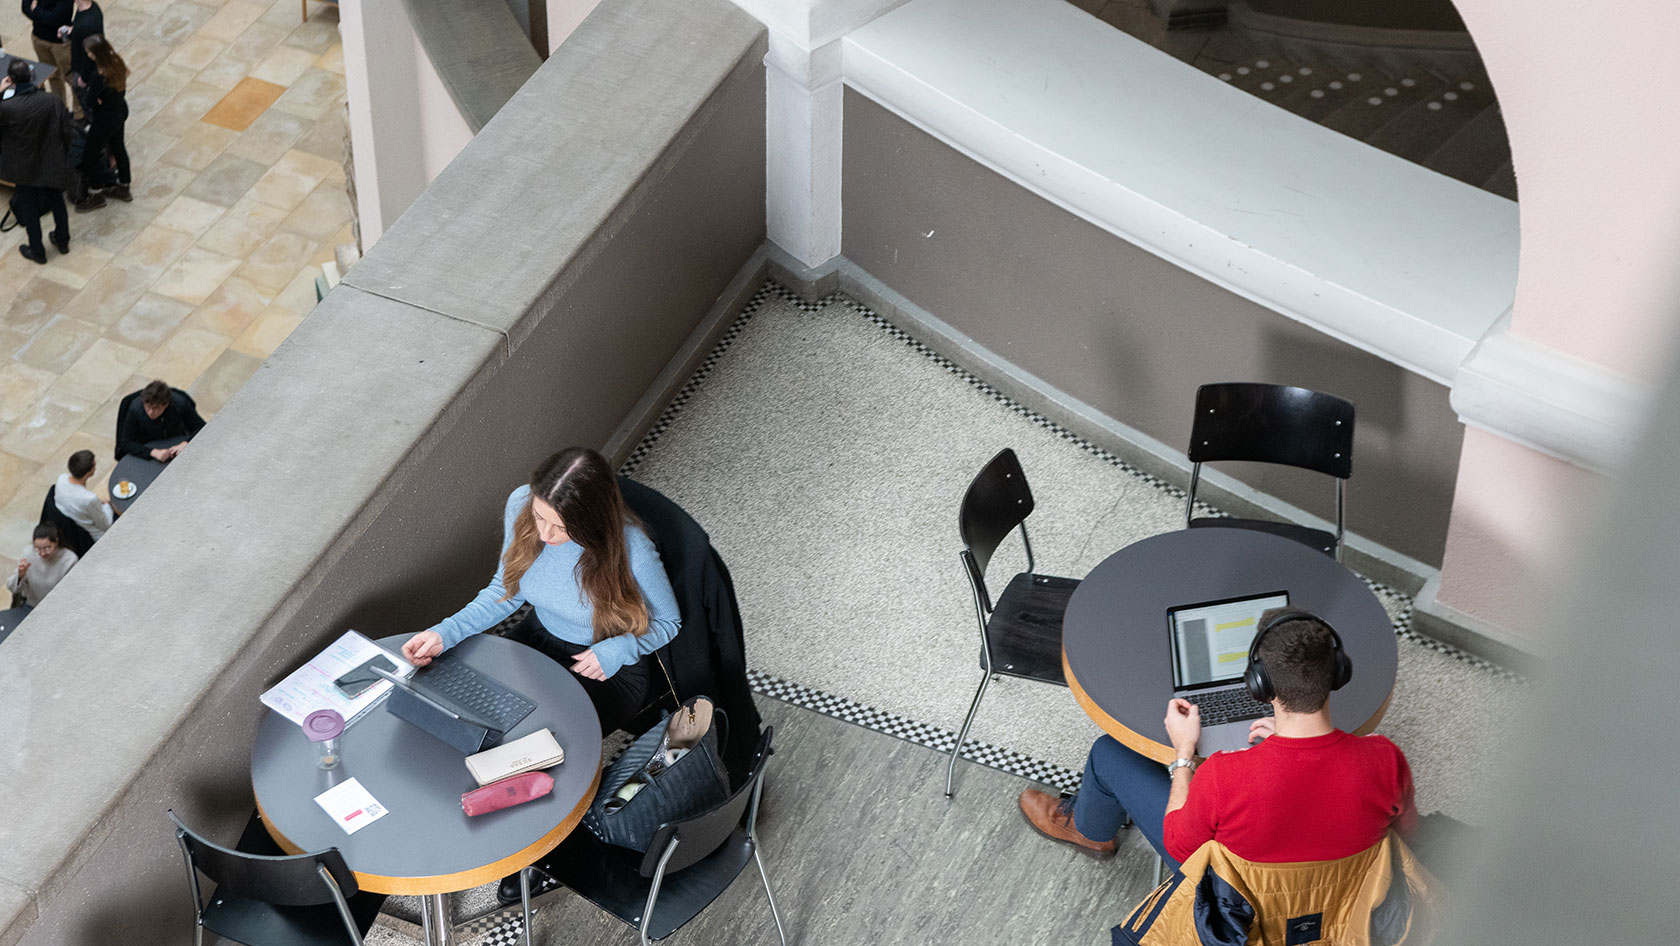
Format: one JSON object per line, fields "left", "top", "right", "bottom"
{"left": 980, "top": 572, "right": 1079, "bottom": 683}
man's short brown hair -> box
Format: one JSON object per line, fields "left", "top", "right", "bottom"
{"left": 67, "top": 450, "right": 95, "bottom": 479}
{"left": 141, "top": 380, "right": 172, "bottom": 407}
{"left": 1254, "top": 611, "right": 1341, "bottom": 713}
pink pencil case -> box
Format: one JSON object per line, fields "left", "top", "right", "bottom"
{"left": 461, "top": 771, "right": 554, "bottom": 816}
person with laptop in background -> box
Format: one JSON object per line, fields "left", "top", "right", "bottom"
{"left": 1019, "top": 608, "right": 1416, "bottom": 867}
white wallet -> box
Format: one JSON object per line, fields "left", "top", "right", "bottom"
{"left": 464, "top": 728, "right": 565, "bottom": 787}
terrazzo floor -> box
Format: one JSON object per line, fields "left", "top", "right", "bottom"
{"left": 0, "top": 0, "right": 351, "bottom": 560}
{"left": 359, "top": 281, "right": 1529, "bottom": 945}
{"left": 626, "top": 285, "right": 1529, "bottom": 824}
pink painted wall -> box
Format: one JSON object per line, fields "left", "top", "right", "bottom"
{"left": 1435, "top": 428, "right": 1613, "bottom": 644}
{"left": 1432, "top": 1, "right": 1680, "bottom": 637}
{"left": 1456, "top": 0, "right": 1680, "bottom": 382}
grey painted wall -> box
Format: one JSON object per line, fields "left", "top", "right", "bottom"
{"left": 841, "top": 89, "right": 1462, "bottom": 567}
{"left": 0, "top": 1, "right": 766, "bottom": 944}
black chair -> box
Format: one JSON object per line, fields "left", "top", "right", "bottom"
{"left": 39, "top": 485, "right": 95, "bottom": 558}
{"left": 169, "top": 810, "right": 386, "bottom": 946}
{"left": 1184, "top": 383, "right": 1356, "bottom": 561}
{"left": 517, "top": 728, "right": 787, "bottom": 946}
{"left": 947, "top": 448, "right": 1080, "bottom": 798}
{"left": 114, "top": 389, "right": 142, "bottom": 460}
{"left": 618, "top": 476, "right": 763, "bottom": 778}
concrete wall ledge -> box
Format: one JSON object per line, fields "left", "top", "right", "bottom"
{"left": 0, "top": 0, "right": 766, "bottom": 942}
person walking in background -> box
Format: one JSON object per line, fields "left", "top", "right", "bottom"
{"left": 21, "top": 0, "right": 75, "bottom": 116}
{"left": 0, "top": 58, "right": 73, "bottom": 263}
{"left": 72, "top": 33, "right": 128, "bottom": 211}
{"left": 7, "top": 524, "right": 77, "bottom": 607}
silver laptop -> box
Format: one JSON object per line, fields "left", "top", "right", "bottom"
{"left": 1167, "top": 591, "right": 1288, "bottom": 755}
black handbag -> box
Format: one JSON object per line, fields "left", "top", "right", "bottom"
{"left": 583, "top": 689, "right": 731, "bottom": 853}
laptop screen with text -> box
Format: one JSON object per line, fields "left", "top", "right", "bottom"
{"left": 1168, "top": 591, "right": 1289, "bottom": 691}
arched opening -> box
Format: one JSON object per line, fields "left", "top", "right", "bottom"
{"left": 1080, "top": 0, "right": 1515, "bottom": 200}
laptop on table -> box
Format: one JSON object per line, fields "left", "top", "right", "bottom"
{"left": 1167, "top": 591, "right": 1288, "bottom": 755}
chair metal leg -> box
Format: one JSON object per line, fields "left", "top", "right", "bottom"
{"left": 753, "top": 847, "right": 789, "bottom": 946}
{"left": 945, "top": 670, "right": 991, "bottom": 798}
{"left": 520, "top": 868, "right": 534, "bottom": 946}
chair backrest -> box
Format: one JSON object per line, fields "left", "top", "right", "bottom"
{"left": 1187, "top": 383, "right": 1355, "bottom": 479}
{"left": 638, "top": 727, "right": 774, "bottom": 877}
{"left": 39, "top": 486, "right": 94, "bottom": 558}
{"left": 959, "top": 448, "right": 1035, "bottom": 579}
{"left": 169, "top": 810, "right": 361, "bottom": 906}
{"left": 114, "top": 390, "right": 141, "bottom": 459}
{"left": 618, "top": 475, "right": 765, "bottom": 778}
{"left": 1116, "top": 834, "right": 1438, "bottom": 946}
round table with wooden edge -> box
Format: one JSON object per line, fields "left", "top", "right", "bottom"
{"left": 1062, "top": 528, "right": 1399, "bottom": 764}
{"left": 106, "top": 437, "right": 189, "bottom": 514}
{"left": 251, "top": 633, "right": 602, "bottom": 946}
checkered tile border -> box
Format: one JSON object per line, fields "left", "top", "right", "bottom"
{"left": 466, "top": 914, "right": 523, "bottom": 945}
{"left": 613, "top": 280, "right": 1524, "bottom": 789}
{"left": 748, "top": 668, "right": 1084, "bottom": 791}
{"left": 622, "top": 283, "right": 778, "bottom": 477}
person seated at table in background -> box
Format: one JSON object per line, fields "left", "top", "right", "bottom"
{"left": 117, "top": 379, "right": 205, "bottom": 462}
{"left": 55, "top": 449, "right": 113, "bottom": 541}
{"left": 401, "top": 446, "right": 681, "bottom": 736}
{"left": 7, "top": 523, "right": 77, "bottom": 607}
{"left": 1019, "top": 609, "right": 1416, "bottom": 867}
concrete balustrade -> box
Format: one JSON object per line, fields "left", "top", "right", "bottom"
{"left": 0, "top": 1, "right": 766, "bottom": 943}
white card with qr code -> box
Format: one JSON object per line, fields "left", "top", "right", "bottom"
{"left": 314, "top": 778, "right": 389, "bottom": 835}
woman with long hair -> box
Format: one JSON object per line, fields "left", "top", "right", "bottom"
{"left": 401, "top": 447, "right": 680, "bottom": 734}
{"left": 72, "top": 32, "right": 130, "bottom": 210}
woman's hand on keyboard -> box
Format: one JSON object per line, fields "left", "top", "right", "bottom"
{"left": 402, "top": 630, "right": 444, "bottom": 666}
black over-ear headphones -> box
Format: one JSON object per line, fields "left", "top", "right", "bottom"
{"left": 1243, "top": 608, "right": 1353, "bottom": 704}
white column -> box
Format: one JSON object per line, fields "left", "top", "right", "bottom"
{"left": 732, "top": 0, "right": 908, "bottom": 269}
{"left": 765, "top": 33, "right": 843, "bottom": 269}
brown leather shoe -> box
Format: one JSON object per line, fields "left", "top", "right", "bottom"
{"left": 1019, "top": 789, "right": 1117, "bottom": 859}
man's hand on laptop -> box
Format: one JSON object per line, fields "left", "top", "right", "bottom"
{"left": 402, "top": 630, "right": 444, "bottom": 666}
{"left": 1248, "top": 717, "right": 1276, "bottom": 745}
{"left": 1165, "top": 698, "right": 1202, "bottom": 757}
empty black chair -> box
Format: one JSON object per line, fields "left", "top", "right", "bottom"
{"left": 517, "top": 727, "right": 786, "bottom": 946}
{"left": 169, "top": 810, "right": 386, "bottom": 946}
{"left": 40, "top": 485, "right": 94, "bottom": 558}
{"left": 947, "top": 448, "right": 1080, "bottom": 798}
{"left": 1185, "top": 383, "right": 1355, "bottom": 561}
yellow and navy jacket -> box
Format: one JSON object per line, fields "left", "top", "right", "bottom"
{"left": 1114, "top": 833, "right": 1442, "bottom": 946}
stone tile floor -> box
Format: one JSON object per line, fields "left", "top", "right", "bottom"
{"left": 0, "top": 0, "right": 349, "bottom": 559}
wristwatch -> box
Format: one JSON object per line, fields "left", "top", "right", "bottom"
{"left": 1165, "top": 757, "right": 1196, "bottom": 777}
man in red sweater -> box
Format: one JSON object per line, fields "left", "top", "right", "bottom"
{"left": 1020, "top": 609, "right": 1416, "bottom": 867}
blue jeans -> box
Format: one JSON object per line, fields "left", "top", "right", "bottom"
{"left": 1072, "top": 735, "right": 1179, "bottom": 870}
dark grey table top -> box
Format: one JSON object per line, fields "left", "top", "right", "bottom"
{"left": 0, "top": 54, "right": 56, "bottom": 90}
{"left": 1062, "top": 528, "right": 1399, "bottom": 762}
{"left": 0, "top": 607, "right": 29, "bottom": 645}
{"left": 251, "top": 633, "right": 602, "bottom": 895}
{"left": 107, "top": 438, "right": 187, "bottom": 514}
